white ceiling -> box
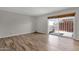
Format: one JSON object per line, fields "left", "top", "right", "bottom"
{"left": 0, "top": 7, "right": 68, "bottom": 16}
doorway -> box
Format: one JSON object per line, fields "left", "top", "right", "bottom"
{"left": 48, "top": 13, "right": 75, "bottom": 38}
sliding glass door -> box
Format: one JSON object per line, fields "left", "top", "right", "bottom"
{"left": 48, "top": 13, "right": 75, "bottom": 38}
{"left": 48, "top": 18, "right": 59, "bottom": 35}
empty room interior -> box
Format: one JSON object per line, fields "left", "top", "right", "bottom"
{"left": 0, "top": 7, "right": 79, "bottom": 51}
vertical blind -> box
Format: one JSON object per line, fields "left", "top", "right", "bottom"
{"left": 59, "top": 20, "right": 73, "bottom": 32}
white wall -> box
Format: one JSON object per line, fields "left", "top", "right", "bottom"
{"left": 36, "top": 8, "right": 79, "bottom": 40}
{"left": 75, "top": 8, "right": 79, "bottom": 40}
{"left": 0, "top": 10, "right": 35, "bottom": 38}
{"left": 36, "top": 16, "right": 48, "bottom": 33}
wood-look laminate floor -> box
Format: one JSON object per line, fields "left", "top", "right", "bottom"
{"left": 0, "top": 33, "right": 79, "bottom": 51}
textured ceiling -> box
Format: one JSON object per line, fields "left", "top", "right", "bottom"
{"left": 0, "top": 7, "right": 68, "bottom": 16}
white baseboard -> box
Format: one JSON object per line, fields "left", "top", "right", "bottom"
{"left": 0, "top": 32, "right": 34, "bottom": 39}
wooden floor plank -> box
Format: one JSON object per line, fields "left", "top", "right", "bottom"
{"left": 0, "top": 33, "right": 79, "bottom": 51}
